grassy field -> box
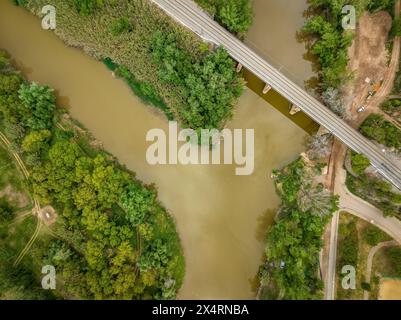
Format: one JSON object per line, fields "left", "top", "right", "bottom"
{"left": 370, "top": 246, "right": 401, "bottom": 299}
{"left": 0, "top": 140, "right": 54, "bottom": 299}
{"left": 335, "top": 212, "right": 392, "bottom": 300}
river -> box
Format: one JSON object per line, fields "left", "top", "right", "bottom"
{"left": 0, "top": 0, "right": 314, "bottom": 299}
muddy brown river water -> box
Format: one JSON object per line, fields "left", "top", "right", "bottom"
{"left": 0, "top": 0, "right": 314, "bottom": 299}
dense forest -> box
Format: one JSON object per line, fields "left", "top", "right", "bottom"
{"left": 0, "top": 50, "right": 184, "bottom": 299}
{"left": 15, "top": 0, "right": 251, "bottom": 131}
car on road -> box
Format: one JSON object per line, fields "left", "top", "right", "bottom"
{"left": 357, "top": 105, "right": 366, "bottom": 113}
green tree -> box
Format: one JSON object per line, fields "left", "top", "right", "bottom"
{"left": 18, "top": 82, "right": 55, "bottom": 131}
{"left": 72, "top": 0, "right": 103, "bottom": 15}
{"left": 110, "top": 18, "right": 132, "bottom": 36}
{"left": 120, "top": 182, "right": 156, "bottom": 227}
{"left": 22, "top": 129, "right": 52, "bottom": 153}
{"left": 216, "top": 0, "right": 253, "bottom": 36}
{"left": 351, "top": 153, "right": 371, "bottom": 175}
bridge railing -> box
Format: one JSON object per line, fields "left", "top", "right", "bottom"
{"left": 242, "top": 38, "right": 313, "bottom": 93}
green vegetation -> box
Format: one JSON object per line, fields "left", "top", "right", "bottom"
{"left": 346, "top": 173, "right": 401, "bottom": 218}
{"left": 0, "top": 213, "right": 56, "bottom": 300}
{"left": 150, "top": 32, "right": 243, "bottom": 129}
{"left": 392, "top": 17, "right": 401, "bottom": 36}
{"left": 336, "top": 216, "right": 359, "bottom": 299}
{"left": 194, "top": 0, "right": 253, "bottom": 37}
{"left": 384, "top": 247, "right": 401, "bottom": 275}
{"left": 338, "top": 218, "right": 359, "bottom": 268}
{"left": 360, "top": 114, "right": 401, "bottom": 151}
{"left": 72, "top": 0, "right": 102, "bottom": 15}
{"left": 336, "top": 213, "right": 393, "bottom": 300}
{"left": 381, "top": 99, "right": 401, "bottom": 123}
{"left": 102, "top": 58, "right": 172, "bottom": 119}
{"left": 370, "top": 246, "right": 401, "bottom": 299}
{"left": 0, "top": 50, "right": 184, "bottom": 299}
{"left": 258, "top": 158, "right": 339, "bottom": 300}
{"left": 303, "top": 0, "right": 395, "bottom": 90}
{"left": 363, "top": 225, "right": 391, "bottom": 246}
{"left": 109, "top": 17, "right": 132, "bottom": 36}
{"left": 21, "top": 0, "right": 245, "bottom": 131}
{"left": 350, "top": 152, "right": 371, "bottom": 175}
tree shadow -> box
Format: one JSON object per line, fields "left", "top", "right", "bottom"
{"left": 55, "top": 91, "right": 71, "bottom": 110}
{"left": 248, "top": 208, "right": 277, "bottom": 295}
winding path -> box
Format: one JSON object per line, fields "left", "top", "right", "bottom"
{"left": 0, "top": 130, "right": 43, "bottom": 266}
{"left": 364, "top": 240, "right": 399, "bottom": 300}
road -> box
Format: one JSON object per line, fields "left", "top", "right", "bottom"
{"left": 324, "top": 0, "right": 401, "bottom": 300}
{"left": 325, "top": 167, "right": 401, "bottom": 299}
{"left": 151, "top": 0, "right": 401, "bottom": 190}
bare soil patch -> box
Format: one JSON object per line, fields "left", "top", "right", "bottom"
{"left": 0, "top": 184, "right": 30, "bottom": 208}
{"left": 379, "top": 278, "right": 401, "bottom": 299}
{"left": 343, "top": 11, "right": 393, "bottom": 116}
{"left": 38, "top": 205, "right": 57, "bottom": 226}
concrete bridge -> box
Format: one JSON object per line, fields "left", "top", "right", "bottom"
{"left": 151, "top": 0, "right": 401, "bottom": 190}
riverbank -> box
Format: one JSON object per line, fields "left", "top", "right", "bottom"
{"left": 19, "top": 0, "right": 245, "bottom": 132}
{"left": 0, "top": 49, "right": 185, "bottom": 299}
{"left": 0, "top": 0, "right": 310, "bottom": 299}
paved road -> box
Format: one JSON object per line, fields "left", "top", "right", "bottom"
{"left": 151, "top": 0, "right": 401, "bottom": 190}
{"left": 325, "top": 168, "right": 401, "bottom": 299}
{"left": 325, "top": 211, "right": 340, "bottom": 300}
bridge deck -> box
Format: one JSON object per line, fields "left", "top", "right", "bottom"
{"left": 152, "top": 0, "right": 401, "bottom": 190}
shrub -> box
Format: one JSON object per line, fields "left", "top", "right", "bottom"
{"left": 363, "top": 225, "right": 390, "bottom": 246}
{"left": 110, "top": 18, "right": 132, "bottom": 36}
{"left": 350, "top": 153, "right": 370, "bottom": 175}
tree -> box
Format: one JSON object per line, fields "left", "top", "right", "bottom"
{"left": 120, "top": 182, "right": 156, "bottom": 226}
{"left": 110, "top": 18, "right": 132, "bottom": 36}
{"left": 0, "top": 197, "right": 13, "bottom": 222}
{"left": 72, "top": 0, "right": 103, "bottom": 15}
{"left": 195, "top": 0, "right": 253, "bottom": 36}
{"left": 350, "top": 153, "right": 370, "bottom": 175}
{"left": 0, "top": 73, "right": 26, "bottom": 126}
{"left": 18, "top": 82, "right": 55, "bottom": 131}
{"left": 22, "top": 129, "right": 51, "bottom": 153}
{"left": 151, "top": 32, "right": 243, "bottom": 130}
{"left": 216, "top": 0, "right": 253, "bottom": 36}
{"left": 363, "top": 225, "right": 389, "bottom": 246}
{"left": 322, "top": 87, "right": 345, "bottom": 117}
{"left": 306, "top": 133, "right": 333, "bottom": 160}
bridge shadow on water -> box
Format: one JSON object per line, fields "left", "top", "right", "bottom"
{"left": 243, "top": 69, "right": 319, "bottom": 135}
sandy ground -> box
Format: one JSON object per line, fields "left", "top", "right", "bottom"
{"left": 343, "top": 11, "right": 393, "bottom": 117}
{"left": 379, "top": 279, "right": 401, "bottom": 299}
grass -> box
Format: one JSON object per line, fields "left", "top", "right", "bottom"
{"left": 0, "top": 208, "right": 55, "bottom": 299}
{"left": 0, "top": 130, "right": 54, "bottom": 299}
{"left": 370, "top": 246, "right": 401, "bottom": 299}
{"left": 335, "top": 212, "right": 394, "bottom": 300}
{"left": 0, "top": 146, "right": 25, "bottom": 193}
{"left": 346, "top": 173, "right": 401, "bottom": 218}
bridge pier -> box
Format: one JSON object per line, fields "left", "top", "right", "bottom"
{"left": 262, "top": 84, "right": 272, "bottom": 94}
{"left": 289, "top": 104, "right": 301, "bottom": 115}
{"left": 150, "top": 0, "right": 401, "bottom": 190}
{"left": 236, "top": 63, "right": 243, "bottom": 73}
